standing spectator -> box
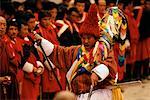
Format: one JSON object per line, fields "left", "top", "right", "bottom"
{"left": 67, "top": 7, "right": 81, "bottom": 45}
{"left": 74, "top": 0, "right": 87, "bottom": 29}
{"left": 0, "top": 16, "right": 19, "bottom": 100}
{"left": 124, "top": 0, "right": 140, "bottom": 81}
{"left": 136, "top": 0, "right": 150, "bottom": 80}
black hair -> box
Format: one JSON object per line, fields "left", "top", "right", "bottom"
{"left": 42, "top": 1, "right": 58, "bottom": 11}
{"left": 38, "top": 10, "right": 51, "bottom": 21}
{"left": 12, "top": 1, "right": 23, "bottom": 10}
{"left": 22, "top": 12, "right": 35, "bottom": 23}
{"left": 23, "top": 0, "right": 35, "bottom": 13}
{"left": 67, "top": 7, "right": 79, "bottom": 15}
{"left": 1, "top": 2, "right": 15, "bottom": 16}
{"left": 74, "top": 0, "right": 85, "bottom": 5}
{"left": 7, "top": 19, "right": 19, "bottom": 31}
{"left": 56, "top": 5, "right": 68, "bottom": 20}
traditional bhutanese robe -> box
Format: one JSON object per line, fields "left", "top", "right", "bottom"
{"left": 0, "top": 35, "right": 21, "bottom": 100}
{"left": 37, "top": 24, "right": 59, "bottom": 45}
{"left": 19, "top": 34, "right": 44, "bottom": 100}
{"left": 38, "top": 39, "right": 117, "bottom": 95}
{"left": 125, "top": 10, "right": 139, "bottom": 64}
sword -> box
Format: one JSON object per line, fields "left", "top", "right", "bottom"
{"left": 117, "top": 80, "right": 142, "bottom": 89}
{"left": 36, "top": 38, "right": 62, "bottom": 90}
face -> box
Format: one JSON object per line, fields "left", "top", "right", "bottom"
{"left": 81, "top": 34, "right": 97, "bottom": 51}
{"left": 108, "top": 3, "right": 115, "bottom": 7}
{"left": 145, "top": 1, "right": 150, "bottom": 10}
{"left": 27, "top": 18, "right": 36, "bottom": 31}
{"left": 40, "top": 17, "right": 50, "bottom": 28}
{"left": 0, "top": 17, "right": 6, "bottom": 36}
{"left": 98, "top": 1, "right": 106, "bottom": 14}
{"left": 128, "top": 3, "right": 134, "bottom": 11}
{"left": 7, "top": 26, "right": 18, "bottom": 39}
{"left": 118, "top": 3, "right": 124, "bottom": 10}
{"left": 36, "top": 0, "right": 43, "bottom": 10}
{"left": 49, "top": 8, "right": 57, "bottom": 21}
{"left": 70, "top": 11, "right": 80, "bottom": 23}
{"left": 17, "top": 5, "right": 24, "bottom": 11}
{"left": 20, "top": 24, "right": 29, "bottom": 35}
{"left": 75, "top": 2, "right": 85, "bottom": 14}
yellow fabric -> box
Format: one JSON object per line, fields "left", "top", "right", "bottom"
{"left": 112, "top": 86, "right": 124, "bottom": 100}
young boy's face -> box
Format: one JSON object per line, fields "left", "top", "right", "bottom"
{"left": 75, "top": 2, "right": 85, "bottom": 14}
{"left": 27, "top": 18, "right": 36, "bottom": 31}
{"left": 40, "top": 17, "right": 50, "bottom": 28}
{"left": 49, "top": 8, "right": 58, "bottom": 21}
{"left": 7, "top": 26, "right": 18, "bottom": 39}
{"left": 70, "top": 11, "right": 80, "bottom": 23}
{"left": 81, "top": 34, "right": 97, "bottom": 51}
{"left": 20, "top": 24, "right": 29, "bottom": 35}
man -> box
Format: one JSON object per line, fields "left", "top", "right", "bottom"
{"left": 74, "top": 0, "right": 87, "bottom": 29}
{"left": 95, "top": 0, "right": 107, "bottom": 18}
{"left": 66, "top": 7, "right": 82, "bottom": 45}
{"left": 35, "top": 4, "right": 118, "bottom": 100}
{"left": 122, "top": 0, "right": 140, "bottom": 81}
{"left": 17, "top": 20, "right": 44, "bottom": 100}
{"left": 37, "top": 10, "right": 59, "bottom": 45}
{"left": 136, "top": 0, "right": 150, "bottom": 80}
{"left": 37, "top": 10, "right": 66, "bottom": 99}
{"left": 0, "top": 17, "right": 20, "bottom": 100}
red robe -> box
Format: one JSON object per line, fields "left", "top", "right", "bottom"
{"left": 125, "top": 10, "right": 139, "bottom": 64}
{"left": 37, "top": 24, "right": 67, "bottom": 93}
{"left": 0, "top": 35, "right": 20, "bottom": 99}
{"left": 19, "top": 34, "right": 43, "bottom": 100}
{"left": 37, "top": 24, "right": 59, "bottom": 45}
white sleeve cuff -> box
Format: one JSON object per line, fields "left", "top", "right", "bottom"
{"left": 23, "top": 62, "right": 34, "bottom": 73}
{"left": 36, "top": 61, "right": 44, "bottom": 68}
{"left": 41, "top": 38, "right": 54, "bottom": 56}
{"left": 92, "top": 64, "right": 109, "bottom": 82}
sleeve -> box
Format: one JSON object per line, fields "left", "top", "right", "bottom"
{"left": 49, "top": 45, "right": 79, "bottom": 71}
{"left": 93, "top": 49, "right": 117, "bottom": 81}
{"left": 92, "top": 64, "right": 109, "bottom": 82}
{"left": 22, "top": 62, "right": 34, "bottom": 73}
{"left": 35, "top": 38, "right": 79, "bottom": 71}
{"left": 35, "top": 38, "right": 54, "bottom": 56}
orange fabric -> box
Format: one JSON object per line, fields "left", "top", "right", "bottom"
{"left": 37, "top": 24, "right": 59, "bottom": 45}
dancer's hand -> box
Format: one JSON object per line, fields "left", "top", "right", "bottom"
{"left": 91, "top": 72, "right": 99, "bottom": 86}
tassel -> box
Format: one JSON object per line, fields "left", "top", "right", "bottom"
{"left": 112, "top": 86, "right": 124, "bottom": 100}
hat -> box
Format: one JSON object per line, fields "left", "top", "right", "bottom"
{"left": 79, "top": 4, "right": 100, "bottom": 37}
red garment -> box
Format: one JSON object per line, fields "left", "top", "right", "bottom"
{"left": 4, "top": 35, "right": 23, "bottom": 68}
{"left": 0, "top": 35, "right": 20, "bottom": 99}
{"left": 125, "top": 10, "right": 139, "bottom": 64}
{"left": 136, "top": 37, "right": 150, "bottom": 61}
{"left": 0, "top": 36, "right": 9, "bottom": 76}
{"left": 37, "top": 24, "right": 59, "bottom": 45}
{"left": 18, "top": 35, "right": 43, "bottom": 100}
{"left": 21, "top": 53, "right": 41, "bottom": 100}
